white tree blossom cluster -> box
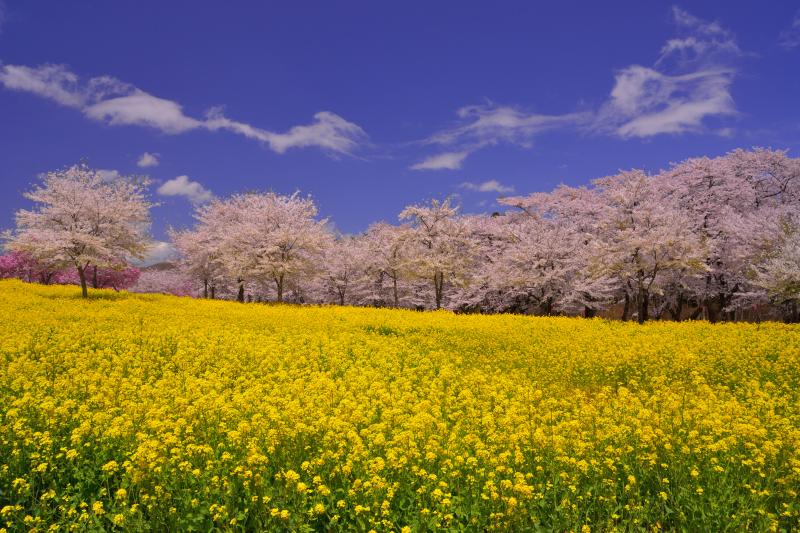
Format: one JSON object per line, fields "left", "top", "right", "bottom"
{"left": 168, "top": 148, "right": 800, "bottom": 322}
{"left": 4, "top": 149, "right": 800, "bottom": 322}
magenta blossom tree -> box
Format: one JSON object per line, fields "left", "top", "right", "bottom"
{"left": 0, "top": 250, "right": 62, "bottom": 284}
{"left": 55, "top": 265, "right": 140, "bottom": 291}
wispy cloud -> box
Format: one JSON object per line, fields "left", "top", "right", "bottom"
{"left": 459, "top": 180, "right": 514, "bottom": 194}
{"left": 137, "top": 152, "right": 159, "bottom": 168}
{"left": 205, "top": 108, "right": 366, "bottom": 155}
{"left": 657, "top": 7, "right": 741, "bottom": 68}
{"left": 779, "top": 11, "right": 800, "bottom": 50}
{"left": 411, "top": 151, "right": 469, "bottom": 170}
{"left": 411, "top": 103, "right": 586, "bottom": 170}
{"left": 0, "top": 63, "right": 367, "bottom": 156}
{"left": 599, "top": 67, "right": 736, "bottom": 137}
{"left": 413, "top": 7, "right": 743, "bottom": 171}
{"left": 156, "top": 175, "right": 214, "bottom": 205}
{"left": 595, "top": 6, "right": 740, "bottom": 138}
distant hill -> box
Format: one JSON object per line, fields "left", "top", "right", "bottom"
{"left": 142, "top": 262, "right": 177, "bottom": 271}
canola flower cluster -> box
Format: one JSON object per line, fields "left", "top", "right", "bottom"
{"left": 0, "top": 279, "right": 799, "bottom": 532}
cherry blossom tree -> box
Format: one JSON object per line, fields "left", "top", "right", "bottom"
{"left": 754, "top": 227, "right": 800, "bottom": 322}
{"left": 191, "top": 192, "right": 331, "bottom": 302}
{"left": 320, "top": 235, "right": 369, "bottom": 306}
{"left": 361, "top": 222, "right": 413, "bottom": 307}
{"left": 587, "top": 170, "right": 707, "bottom": 323}
{"left": 399, "top": 198, "right": 475, "bottom": 309}
{"left": 4, "top": 165, "right": 153, "bottom": 297}
{"left": 493, "top": 218, "right": 586, "bottom": 315}
{"left": 169, "top": 226, "right": 225, "bottom": 298}
{"left": 661, "top": 148, "right": 800, "bottom": 321}
{"left": 130, "top": 268, "right": 195, "bottom": 297}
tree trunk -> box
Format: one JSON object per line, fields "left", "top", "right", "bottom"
{"left": 275, "top": 274, "right": 284, "bottom": 303}
{"left": 210, "top": 285, "right": 216, "bottom": 299}
{"left": 786, "top": 301, "right": 799, "bottom": 324}
{"left": 637, "top": 287, "right": 649, "bottom": 324}
{"left": 203, "top": 279, "right": 208, "bottom": 299}
{"left": 77, "top": 265, "right": 88, "bottom": 298}
{"left": 434, "top": 271, "right": 444, "bottom": 309}
{"left": 705, "top": 296, "right": 721, "bottom": 323}
{"left": 237, "top": 281, "right": 245, "bottom": 303}
{"left": 92, "top": 265, "right": 98, "bottom": 289}
{"left": 669, "top": 292, "right": 685, "bottom": 321}
{"left": 339, "top": 291, "right": 345, "bottom": 306}
{"left": 621, "top": 292, "right": 631, "bottom": 321}
{"left": 392, "top": 275, "right": 399, "bottom": 307}
{"left": 583, "top": 306, "right": 596, "bottom": 318}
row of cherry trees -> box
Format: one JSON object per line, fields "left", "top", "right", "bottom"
{"left": 167, "top": 148, "right": 799, "bottom": 322}
{"left": 2, "top": 149, "right": 799, "bottom": 321}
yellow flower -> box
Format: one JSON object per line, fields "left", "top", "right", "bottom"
{"left": 1, "top": 280, "right": 798, "bottom": 532}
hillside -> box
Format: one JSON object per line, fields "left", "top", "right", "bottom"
{"left": 1, "top": 280, "right": 799, "bottom": 531}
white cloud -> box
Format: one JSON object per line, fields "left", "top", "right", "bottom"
{"left": 717, "top": 127, "right": 735, "bottom": 138}
{"left": 596, "top": 8, "right": 740, "bottom": 138}
{"left": 459, "top": 180, "right": 514, "bottom": 194}
{"left": 657, "top": 7, "right": 741, "bottom": 68}
{"left": 413, "top": 7, "right": 742, "bottom": 155}
{"left": 96, "top": 169, "right": 122, "bottom": 182}
{"left": 84, "top": 90, "right": 202, "bottom": 133}
{"left": 134, "top": 241, "right": 177, "bottom": 266}
{"left": 156, "top": 175, "right": 214, "bottom": 205}
{"left": 411, "top": 151, "right": 469, "bottom": 170}
{"left": 412, "top": 103, "right": 586, "bottom": 170}
{"left": 779, "top": 11, "right": 800, "bottom": 50}
{"left": 0, "top": 63, "right": 367, "bottom": 156}
{"left": 0, "top": 63, "right": 85, "bottom": 107}
{"left": 137, "top": 152, "right": 159, "bottom": 168}
{"left": 205, "top": 109, "right": 366, "bottom": 155}
{"left": 430, "top": 103, "right": 584, "bottom": 148}
{"left": 601, "top": 66, "right": 735, "bottom": 138}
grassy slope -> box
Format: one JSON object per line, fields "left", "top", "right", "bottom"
{"left": 1, "top": 279, "right": 799, "bottom": 531}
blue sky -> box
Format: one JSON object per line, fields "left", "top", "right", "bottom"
{"left": 1, "top": 1, "right": 799, "bottom": 260}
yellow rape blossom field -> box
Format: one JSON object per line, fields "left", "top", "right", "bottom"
{"left": 1, "top": 280, "right": 800, "bottom": 532}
